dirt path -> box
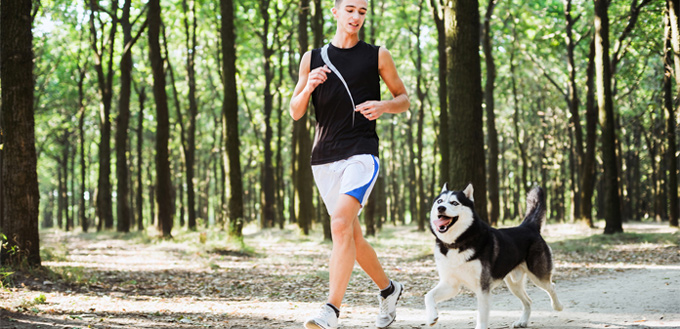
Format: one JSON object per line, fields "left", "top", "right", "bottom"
{"left": 1, "top": 223, "right": 678, "bottom": 329}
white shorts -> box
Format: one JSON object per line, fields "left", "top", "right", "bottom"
{"left": 312, "top": 154, "right": 380, "bottom": 216}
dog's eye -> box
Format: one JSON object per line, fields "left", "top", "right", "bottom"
{"left": 451, "top": 201, "right": 459, "bottom": 206}
{"left": 436, "top": 199, "right": 443, "bottom": 204}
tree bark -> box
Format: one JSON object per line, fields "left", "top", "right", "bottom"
{"left": 89, "top": 0, "right": 117, "bottom": 230}
{"left": 445, "top": 0, "right": 487, "bottom": 220}
{"left": 116, "top": 0, "right": 134, "bottom": 233}
{"left": 431, "top": 0, "right": 449, "bottom": 185}
{"left": 407, "top": 108, "right": 418, "bottom": 228}
{"left": 415, "top": 0, "right": 427, "bottom": 231}
{"left": 291, "top": 0, "right": 315, "bottom": 235}
{"left": 258, "top": 0, "right": 276, "bottom": 229}
{"left": 77, "top": 61, "right": 89, "bottom": 232}
{"left": 61, "top": 132, "right": 72, "bottom": 231}
{"left": 0, "top": 0, "right": 41, "bottom": 267}
{"left": 148, "top": 0, "right": 174, "bottom": 237}
{"left": 667, "top": 0, "right": 680, "bottom": 227}
{"left": 136, "top": 86, "right": 146, "bottom": 231}
{"left": 594, "top": 0, "right": 623, "bottom": 234}
{"left": 482, "top": 0, "right": 499, "bottom": 226}
{"left": 182, "top": 0, "right": 199, "bottom": 231}
{"left": 578, "top": 38, "right": 597, "bottom": 228}
{"left": 221, "top": 0, "right": 245, "bottom": 238}
{"left": 564, "top": 0, "right": 583, "bottom": 220}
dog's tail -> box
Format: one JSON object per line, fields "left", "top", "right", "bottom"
{"left": 520, "top": 186, "right": 547, "bottom": 232}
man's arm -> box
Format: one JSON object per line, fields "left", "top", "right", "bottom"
{"left": 355, "top": 47, "right": 410, "bottom": 120}
{"left": 289, "top": 51, "right": 331, "bottom": 121}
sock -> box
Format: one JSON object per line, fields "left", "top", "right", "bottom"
{"left": 380, "top": 280, "right": 395, "bottom": 299}
{"left": 326, "top": 303, "right": 340, "bottom": 318}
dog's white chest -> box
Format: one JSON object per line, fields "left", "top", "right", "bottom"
{"left": 434, "top": 247, "right": 483, "bottom": 290}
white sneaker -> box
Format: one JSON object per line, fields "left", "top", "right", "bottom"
{"left": 375, "top": 281, "right": 404, "bottom": 328}
{"left": 304, "top": 304, "right": 339, "bottom": 329}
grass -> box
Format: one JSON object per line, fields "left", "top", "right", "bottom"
{"left": 550, "top": 231, "right": 679, "bottom": 254}
{"left": 15, "top": 293, "right": 47, "bottom": 313}
{"left": 0, "top": 267, "right": 15, "bottom": 288}
{"left": 46, "top": 265, "right": 99, "bottom": 285}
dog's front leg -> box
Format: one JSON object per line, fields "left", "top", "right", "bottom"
{"left": 475, "top": 290, "right": 491, "bottom": 329}
{"left": 424, "top": 281, "right": 460, "bottom": 326}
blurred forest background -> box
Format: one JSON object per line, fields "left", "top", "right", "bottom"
{"left": 2, "top": 0, "right": 679, "bottom": 264}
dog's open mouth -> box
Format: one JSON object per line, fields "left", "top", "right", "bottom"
{"left": 434, "top": 215, "right": 458, "bottom": 233}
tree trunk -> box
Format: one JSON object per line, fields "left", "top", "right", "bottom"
{"left": 183, "top": 0, "right": 199, "bottom": 231}
{"left": 376, "top": 171, "right": 387, "bottom": 230}
{"left": 564, "top": 0, "right": 584, "bottom": 221}
{"left": 482, "top": 0, "right": 499, "bottom": 226}
{"left": 389, "top": 124, "right": 402, "bottom": 224}
{"left": 149, "top": 0, "right": 174, "bottom": 237}
{"left": 78, "top": 62, "right": 89, "bottom": 233}
{"left": 148, "top": 166, "right": 156, "bottom": 228}
{"left": 578, "top": 38, "right": 597, "bottom": 228}
{"left": 136, "top": 86, "right": 146, "bottom": 231}
{"left": 664, "top": 11, "right": 674, "bottom": 219}
{"left": 293, "top": 0, "right": 315, "bottom": 236}
{"left": 643, "top": 113, "right": 662, "bottom": 221}
{"left": 57, "top": 158, "right": 64, "bottom": 229}
{"left": 259, "top": 0, "right": 276, "bottom": 229}
{"left": 667, "top": 0, "right": 680, "bottom": 227}
{"left": 442, "top": 0, "right": 488, "bottom": 215}
{"left": 431, "top": 0, "right": 449, "bottom": 184}
{"left": 594, "top": 0, "right": 623, "bottom": 234}
{"left": 116, "top": 0, "right": 133, "bottom": 233}
{"left": 413, "top": 0, "right": 427, "bottom": 231}
{"left": 163, "top": 24, "right": 188, "bottom": 228}
{"left": 0, "top": 0, "right": 41, "bottom": 267}
{"left": 61, "top": 132, "right": 72, "bottom": 231}
{"left": 0, "top": 91, "right": 2, "bottom": 234}
{"left": 221, "top": 0, "right": 245, "bottom": 238}
{"left": 407, "top": 111, "right": 418, "bottom": 227}
{"left": 89, "top": 0, "right": 117, "bottom": 230}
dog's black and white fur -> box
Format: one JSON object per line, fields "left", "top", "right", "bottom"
{"left": 425, "top": 183, "right": 563, "bottom": 329}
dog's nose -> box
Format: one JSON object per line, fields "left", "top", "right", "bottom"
{"left": 438, "top": 206, "right": 446, "bottom": 213}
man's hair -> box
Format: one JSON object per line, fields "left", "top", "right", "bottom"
{"left": 334, "top": 0, "right": 342, "bottom": 8}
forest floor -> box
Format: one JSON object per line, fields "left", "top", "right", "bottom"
{"left": 0, "top": 221, "right": 679, "bottom": 329}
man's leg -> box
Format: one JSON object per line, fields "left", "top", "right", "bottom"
{"left": 352, "top": 215, "right": 390, "bottom": 290}
{"left": 327, "top": 194, "right": 362, "bottom": 307}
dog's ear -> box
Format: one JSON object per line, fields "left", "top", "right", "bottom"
{"left": 441, "top": 183, "right": 448, "bottom": 193}
{"left": 463, "top": 183, "right": 474, "bottom": 202}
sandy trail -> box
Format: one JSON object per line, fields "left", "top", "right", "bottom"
{"left": 1, "top": 223, "right": 678, "bottom": 329}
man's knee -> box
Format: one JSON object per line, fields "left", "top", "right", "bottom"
{"left": 330, "top": 216, "right": 354, "bottom": 242}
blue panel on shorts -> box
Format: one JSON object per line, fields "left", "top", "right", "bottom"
{"left": 345, "top": 156, "right": 379, "bottom": 204}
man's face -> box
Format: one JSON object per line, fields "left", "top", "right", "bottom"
{"left": 332, "top": 0, "right": 368, "bottom": 34}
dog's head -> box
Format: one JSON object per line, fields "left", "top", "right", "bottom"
{"left": 430, "top": 183, "right": 475, "bottom": 244}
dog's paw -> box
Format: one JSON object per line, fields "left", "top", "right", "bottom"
{"left": 510, "top": 320, "right": 528, "bottom": 328}
{"left": 426, "top": 316, "right": 438, "bottom": 326}
{"left": 553, "top": 301, "right": 564, "bottom": 312}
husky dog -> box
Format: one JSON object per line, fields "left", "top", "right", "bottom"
{"left": 424, "top": 183, "right": 563, "bottom": 329}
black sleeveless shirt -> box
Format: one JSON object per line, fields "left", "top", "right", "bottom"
{"left": 309, "top": 41, "right": 381, "bottom": 165}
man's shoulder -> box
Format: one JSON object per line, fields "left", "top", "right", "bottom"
{"left": 359, "top": 40, "right": 381, "bottom": 51}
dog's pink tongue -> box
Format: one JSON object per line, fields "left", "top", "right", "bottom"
{"left": 434, "top": 217, "right": 451, "bottom": 228}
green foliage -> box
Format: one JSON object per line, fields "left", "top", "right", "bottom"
{"left": 40, "top": 246, "right": 68, "bottom": 262}
{"left": 28, "top": 0, "right": 676, "bottom": 236}
{"left": 16, "top": 293, "right": 47, "bottom": 313}
{"left": 34, "top": 293, "right": 47, "bottom": 304}
{"left": 48, "top": 266, "right": 99, "bottom": 285}
{"left": 0, "top": 267, "right": 15, "bottom": 289}
{"left": 1, "top": 233, "right": 34, "bottom": 270}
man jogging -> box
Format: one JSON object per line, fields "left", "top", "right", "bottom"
{"left": 289, "top": 0, "right": 410, "bottom": 328}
